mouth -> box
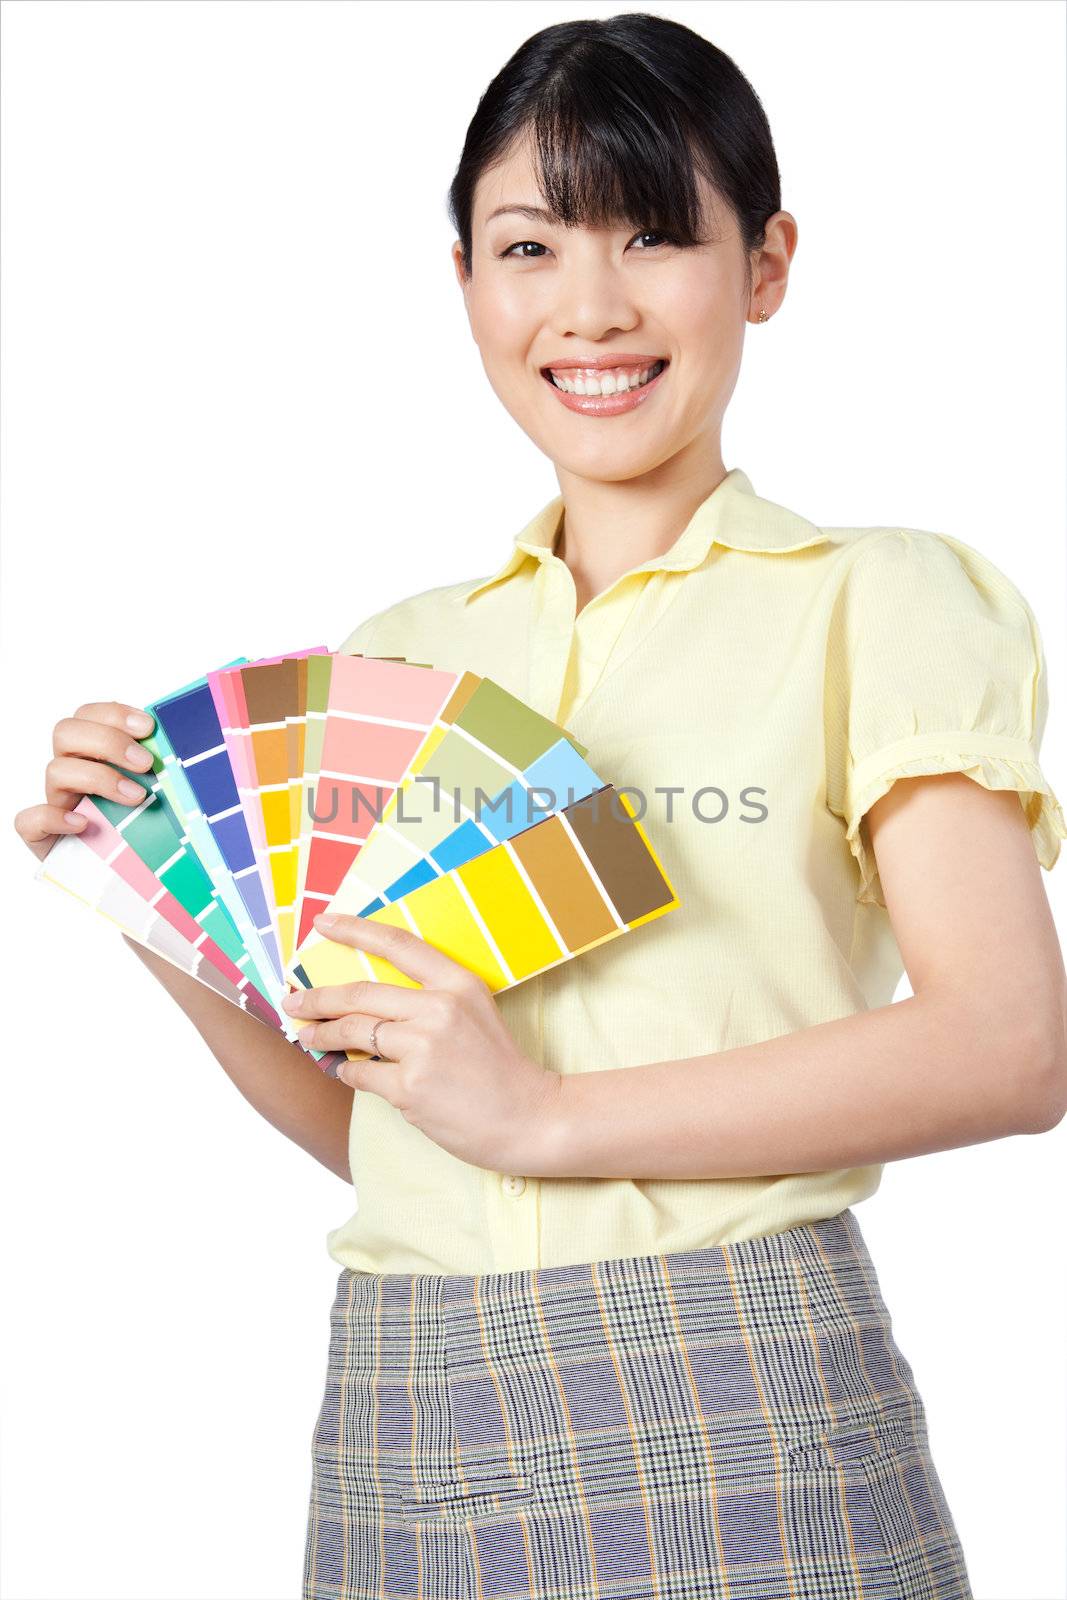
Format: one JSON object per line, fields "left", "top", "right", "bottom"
{"left": 540, "top": 358, "right": 670, "bottom": 416}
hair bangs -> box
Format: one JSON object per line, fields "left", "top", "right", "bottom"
{"left": 448, "top": 14, "right": 781, "bottom": 279}
{"left": 517, "top": 75, "right": 718, "bottom": 247}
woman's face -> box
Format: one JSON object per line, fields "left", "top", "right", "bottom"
{"left": 453, "top": 135, "right": 789, "bottom": 484}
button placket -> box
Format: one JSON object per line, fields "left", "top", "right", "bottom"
{"left": 480, "top": 1160, "right": 538, "bottom": 1267}
{"left": 527, "top": 561, "right": 577, "bottom": 719}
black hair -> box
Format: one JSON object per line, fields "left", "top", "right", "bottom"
{"left": 447, "top": 12, "right": 781, "bottom": 283}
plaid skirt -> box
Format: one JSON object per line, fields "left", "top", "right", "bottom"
{"left": 302, "top": 1209, "right": 973, "bottom": 1599}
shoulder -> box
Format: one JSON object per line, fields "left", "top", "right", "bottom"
{"left": 337, "top": 574, "right": 489, "bottom": 655}
{"left": 818, "top": 523, "right": 1046, "bottom": 705}
{"left": 821, "top": 523, "right": 1037, "bottom": 623}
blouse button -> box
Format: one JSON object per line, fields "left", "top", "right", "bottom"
{"left": 501, "top": 1175, "right": 527, "bottom": 1198}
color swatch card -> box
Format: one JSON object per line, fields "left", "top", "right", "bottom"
{"left": 138, "top": 697, "right": 283, "bottom": 1021}
{"left": 289, "top": 651, "right": 434, "bottom": 948}
{"left": 295, "top": 653, "right": 461, "bottom": 951}
{"left": 145, "top": 669, "right": 291, "bottom": 1009}
{"left": 37, "top": 794, "right": 280, "bottom": 1024}
{"left": 207, "top": 647, "right": 328, "bottom": 973}
{"left": 291, "top": 651, "right": 348, "bottom": 947}
{"left": 34, "top": 645, "right": 680, "bottom": 1081}
{"left": 293, "top": 784, "right": 679, "bottom": 1064}
{"left": 372, "top": 736, "right": 603, "bottom": 908}
{"left": 36, "top": 654, "right": 347, "bottom": 1076}
{"left": 287, "top": 673, "right": 597, "bottom": 982}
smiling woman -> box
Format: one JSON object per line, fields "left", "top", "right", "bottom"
{"left": 13, "top": 7, "right": 1056, "bottom": 1599}
{"left": 283, "top": 11, "right": 1066, "bottom": 1598}
{"left": 281, "top": 10, "right": 1067, "bottom": 1599}
{"left": 446, "top": 73, "right": 785, "bottom": 601}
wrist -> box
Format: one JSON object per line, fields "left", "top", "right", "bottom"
{"left": 508, "top": 1065, "right": 579, "bottom": 1178}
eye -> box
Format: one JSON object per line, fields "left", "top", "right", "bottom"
{"left": 498, "top": 228, "right": 677, "bottom": 261}
{"left": 499, "top": 240, "right": 549, "bottom": 259}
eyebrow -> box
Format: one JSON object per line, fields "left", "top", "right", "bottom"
{"left": 485, "top": 204, "right": 558, "bottom": 225}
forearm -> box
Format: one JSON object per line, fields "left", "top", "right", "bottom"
{"left": 121, "top": 935, "right": 354, "bottom": 1182}
{"left": 536, "top": 991, "right": 1063, "bottom": 1180}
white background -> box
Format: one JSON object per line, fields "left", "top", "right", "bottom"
{"left": 2, "top": 2, "right": 1065, "bottom": 1596}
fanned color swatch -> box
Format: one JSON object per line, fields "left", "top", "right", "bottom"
{"left": 35, "top": 646, "right": 680, "bottom": 1081}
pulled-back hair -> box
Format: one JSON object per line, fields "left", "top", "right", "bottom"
{"left": 447, "top": 12, "right": 781, "bottom": 280}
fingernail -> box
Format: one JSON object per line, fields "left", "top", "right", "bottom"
{"left": 282, "top": 992, "right": 301, "bottom": 1012}
{"left": 124, "top": 743, "right": 150, "bottom": 768}
{"left": 315, "top": 913, "right": 336, "bottom": 928}
{"left": 126, "top": 712, "right": 153, "bottom": 734}
{"left": 117, "top": 778, "right": 144, "bottom": 799}
{"left": 64, "top": 811, "right": 87, "bottom": 827}
{"left": 299, "top": 1024, "right": 317, "bottom": 1046}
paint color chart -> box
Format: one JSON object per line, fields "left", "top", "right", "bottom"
{"left": 35, "top": 645, "right": 680, "bottom": 1079}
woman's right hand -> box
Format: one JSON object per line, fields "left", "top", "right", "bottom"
{"left": 13, "top": 701, "right": 158, "bottom": 862}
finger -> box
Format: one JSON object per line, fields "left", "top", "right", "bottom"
{"left": 313, "top": 912, "right": 486, "bottom": 995}
{"left": 53, "top": 712, "right": 156, "bottom": 775}
{"left": 69, "top": 702, "right": 155, "bottom": 738}
{"left": 13, "top": 801, "right": 91, "bottom": 858}
{"left": 44, "top": 754, "right": 152, "bottom": 811}
{"left": 300, "top": 1012, "right": 417, "bottom": 1059}
{"left": 282, "top": 977, "right": 422, "bottom": 1022}
{"left": 335, "top": 1054, "right": 404, "bottom": 1097}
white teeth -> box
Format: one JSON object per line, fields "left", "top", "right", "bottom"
{"left": 549, "top": 359, "right": 665, "bottom": 396}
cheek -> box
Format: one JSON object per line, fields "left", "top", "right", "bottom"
{"left": 469, "top": 281, "right": 536, "bottom": 356}
{"left": 677, "top": 280, "right": 741, "bottom": 342}
{"left": 669, "top": 278, "right": 745, "bottom": 401}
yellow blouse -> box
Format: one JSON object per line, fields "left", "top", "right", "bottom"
{"left": 324, "top": 467, "right": 1065, "bottom": 1275}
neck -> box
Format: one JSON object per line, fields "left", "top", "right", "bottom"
{"left": 553, "top": 439, "right": 728, "bottom": 613}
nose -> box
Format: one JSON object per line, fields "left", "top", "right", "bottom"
{"left": 548, "top": 259, "right": 642, "bottom": 346}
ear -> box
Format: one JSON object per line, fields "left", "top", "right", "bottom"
{"left": 451, "top": 240, "right": 476, "bottom": 338}
{"left": 451, "top": 239, "right": 470, "bottom": 295}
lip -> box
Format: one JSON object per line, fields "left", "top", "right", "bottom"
{"left": 541, "top": 353, "right": 667, "bottom": 371}
{"left": 541, "top": 358, "right": 669, "bottom": 417}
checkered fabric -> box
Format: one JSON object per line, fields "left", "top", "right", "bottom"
{"left": 303, "top": 1209, "right": 972, "bottom": 1598}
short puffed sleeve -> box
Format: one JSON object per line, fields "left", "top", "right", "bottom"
{"left": 824, "top": 528, "right": 1066, "bottom": 907}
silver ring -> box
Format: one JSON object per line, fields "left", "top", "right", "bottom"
{"left": 368, "top": 1018, "right": 387, "bottom": 1060}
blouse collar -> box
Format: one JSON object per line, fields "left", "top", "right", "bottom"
{"left": 462, "top": 468, "right": 829, "bottom": 604}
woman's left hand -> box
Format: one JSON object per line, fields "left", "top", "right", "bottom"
{"left": 283, "top": 912, "right": 565, "bottom": 1174}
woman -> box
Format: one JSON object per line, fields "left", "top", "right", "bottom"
{"left": 15, "top": 13, "right": 1066, "bottom": 1599}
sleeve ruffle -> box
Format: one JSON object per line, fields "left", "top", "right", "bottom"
{"left": 845, "top": 732, "right": 1067, "bottom": 907}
